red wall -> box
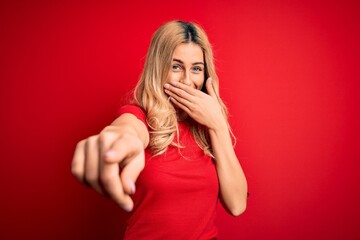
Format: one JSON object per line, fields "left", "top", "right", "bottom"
{"left": 1, "top": 0, "right": 359, "bottom": 239}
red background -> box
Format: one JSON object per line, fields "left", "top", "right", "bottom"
{"left": 1, "top": 0, "right": 359, "bottom": 239}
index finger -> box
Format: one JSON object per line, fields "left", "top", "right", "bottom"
{"left": 100, "top": 162, "right": 134, "bottom": 211}
{"left": 169, "top": 81, "right": 201, "bottom": 96}
{"left": 104, "top": 133, "right": 145, "bottom": 195}
{"left": 120, "top": 149, "right": 145, "bottom": 195}
{"left": 98, "top": 131, "right": 134, "bottom": 211}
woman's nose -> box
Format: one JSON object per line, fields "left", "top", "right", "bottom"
{"left": 180, "top": 72, "right": 192, "bottom": 86}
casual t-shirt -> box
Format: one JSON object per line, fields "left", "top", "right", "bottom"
{"left": 117, "top": 105, "right": 219, "bottom": 240}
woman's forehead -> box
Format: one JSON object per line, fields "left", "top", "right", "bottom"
{"left": 172, "top": 43, "right": 204, "bottom": 63}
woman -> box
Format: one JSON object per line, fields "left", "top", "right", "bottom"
{"left": 72, "top": 20, "right": 248, "bottom": 239}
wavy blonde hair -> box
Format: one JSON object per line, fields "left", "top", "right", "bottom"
{"left": 134, "top": 20, "right": 232, "bottom": 157}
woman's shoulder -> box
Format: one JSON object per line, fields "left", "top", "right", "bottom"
{"left": 116, "top": 104, "right": 147, "bottom": 127}
{"left": 117, "top": 104, "right": 145, "bottom": 115}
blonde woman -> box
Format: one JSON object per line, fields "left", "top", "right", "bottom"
{"left": 72, "top": 20, "right": 248, "bottom": 239}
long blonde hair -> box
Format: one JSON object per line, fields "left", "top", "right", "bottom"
{"left": 134, "top": 20, "right": 231, "bottom": 157}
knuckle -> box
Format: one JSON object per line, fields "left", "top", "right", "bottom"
{"left": 101, "top": 126, "right": 114, "bottom": 134}
{"left": 98, "top": 132, "right": 107, "bottom": 145}
{"left": 98, "top": 132, "right": 110, "bottom": 147}
{"left": 76, "top": 139, "right": 86, "bottom": 149}
{"left": 99, "top": 130, "right": 118, "bottom": 145}
{"left": 87, "top": 135, "right": 98, "bottom": 143}
{"left": 71, "top": 163, "right": 83, "bottom": 180}
{"left": 71, "top": 165, "right": 80, "bottom": 178}
{"left": 85, "top": 135, "right": 98, "bottom": 149}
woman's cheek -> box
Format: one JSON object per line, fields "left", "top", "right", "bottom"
{"left": 169, "top": 75, "right": 181, "bottom": 84}
{"left": 197, "top": 77, "right": 205, "bottom": 90}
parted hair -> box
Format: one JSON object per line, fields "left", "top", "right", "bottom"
{"left": 133, "top": 20, "right": 231, "bottom": 157}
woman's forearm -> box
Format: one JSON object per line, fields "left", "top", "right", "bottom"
{"left": 209, "top": 122, "right": 248, "bottom": 216}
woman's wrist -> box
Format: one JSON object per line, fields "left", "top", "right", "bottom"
{"left": 208, "top": 117, "right": 228, "bottom": 133}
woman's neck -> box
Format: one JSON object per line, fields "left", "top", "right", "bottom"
{"left": 176, "top": 109, "right": 189, "bottom": 122}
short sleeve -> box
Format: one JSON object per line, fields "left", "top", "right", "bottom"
{"left": 116, "top": 104, "right": 148, "bottom": 130}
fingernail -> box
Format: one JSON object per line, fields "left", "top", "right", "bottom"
{"left": 105, "top": 150, "right": 117, "bottom": 159}
{"left": 164, "top": 83, "right": 170, "bottom": 89}
{"left": 129, "top": 180, "right": 136, "bottom": 194}
{"left": 171, "top": 81, "right": 177, "bottom": 86}
{"left": 122, "top": 204, "right": 133, "bottom": 212}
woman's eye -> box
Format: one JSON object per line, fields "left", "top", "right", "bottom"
{"left": 172, "top": 65, "right": 181, "bottom": 71}
{"left": 192, "top": 66, "right": 203, "bottom": 72}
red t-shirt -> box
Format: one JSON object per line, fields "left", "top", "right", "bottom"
{"left": 117, "top": 105, "right": 219, "bottom": 240}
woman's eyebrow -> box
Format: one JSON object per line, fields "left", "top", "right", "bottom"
{"left": 173, "top": 58, "right": 204, "bottom": 65}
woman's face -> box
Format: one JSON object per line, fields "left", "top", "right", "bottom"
{"left": 167, "top": 43, "right": 205, "bottom": 90}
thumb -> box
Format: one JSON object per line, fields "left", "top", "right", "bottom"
{"left": 206, "top": 77, "right": 216, "bottom": 97}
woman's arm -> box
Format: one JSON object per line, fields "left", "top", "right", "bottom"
{"left": 208, "top": 122, "right": 248, "bottom": 216}
{"left": 71, "top": 112, "right": 149, "bottom": 212}
{"left": 164, "top": 78, "right": 248, "bottom": 216}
